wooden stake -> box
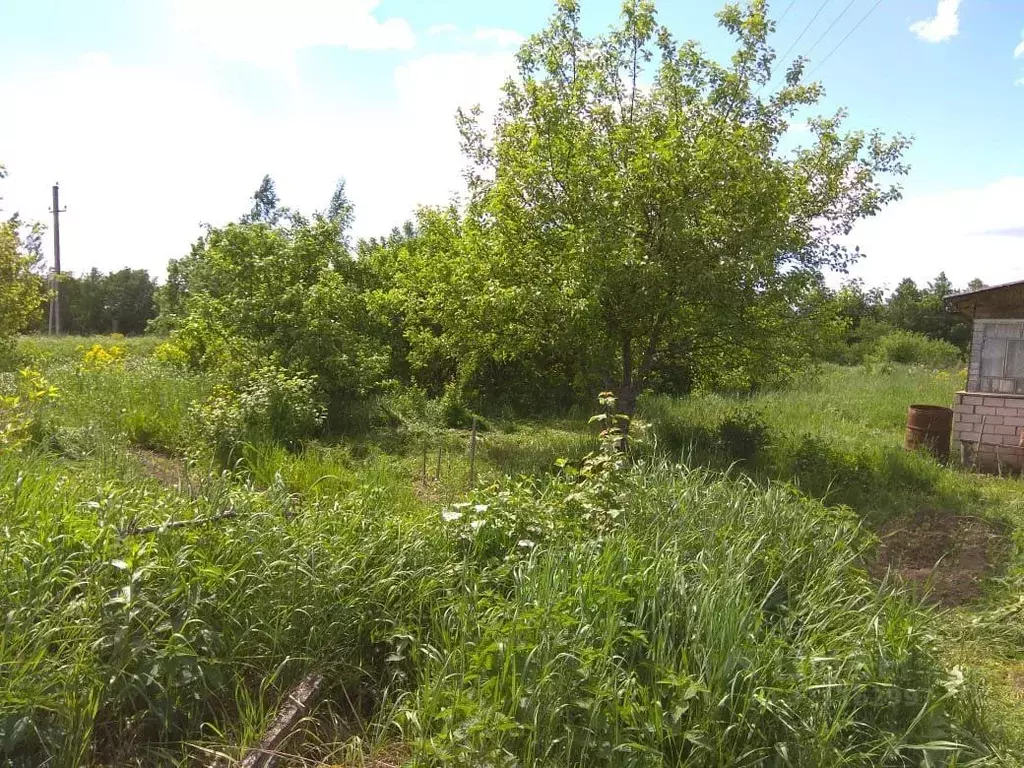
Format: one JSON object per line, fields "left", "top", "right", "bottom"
{"left": 435, "top": 445, "right": 442, "bottom": 480}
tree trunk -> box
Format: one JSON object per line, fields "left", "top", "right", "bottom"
{"left": 620, "top": 335, "right": 636, "bottom": 416}
{"left": 616, "top": 336, "right": 637, "bottom": 453}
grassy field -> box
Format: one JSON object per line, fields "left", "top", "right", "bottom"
{"left": 2, "top": 337, "right": 1023, "bottom": 766}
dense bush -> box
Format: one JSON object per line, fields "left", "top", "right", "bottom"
{"left": 0, "top": 166, "right": 45, "bottom": 351}
{"left": 160, "top": 213, "right": 387, "bottom": 429}
{"left": 871, "top": 330, "right": 963, "bottom": 368}
{"left": 717, "top": 406, "right": 771, "bottom": 461}
{"left": 192, "top": 365, "right": 326, "bottom": 462}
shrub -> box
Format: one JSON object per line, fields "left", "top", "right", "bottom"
{"left": 872, "top": 330, "right": 962, "bottom": 368}
{"left": 436, "top": 383, "right": 489, "bottom": 431}
{"left": 152, "top": 341, "right": 188, "bottom": 368}
{"left": 79, "top": 342, "right": 126, "bottom": 371}
{"left": 717, "top": 406, "right": 771, "bottom": 461}
{"left": 192, "top": 365, "right": 326, "bottom": 462}
{"left": 0, "top": 368, "right": 60, "bottom": 450}
{"left": 162, "top": 217, "right": 388, "bottom": 423}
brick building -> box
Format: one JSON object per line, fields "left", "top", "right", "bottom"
{"left": 947, "top": 280, "right": 1024, "bottom": 471}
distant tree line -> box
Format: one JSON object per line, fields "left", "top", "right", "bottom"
{"left": 23, "top": 268, "right": 158, "bottom": 336}
{"left": 819, "top": 272, "right": 980, "bottom": 364}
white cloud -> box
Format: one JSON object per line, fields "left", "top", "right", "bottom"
{"left": 428, "top": 23, "right": 458, "bottom": 37}
{"left": 1014, "top": 30, "right": 1024, "bottom": 58}
{"left": 909, "top": 0, "right": 962, "bottom": 43}
{"left": 171, "top": 0, "right": 415, "bottom": 71}
{"left": 472, "top": 28, "right": 525, "bottom": 48}
{"left": 843, "top": 178, "right": 1024, "bottom": 289}
{"left": 0, "top": 48, "right": 517, "bottom": 279}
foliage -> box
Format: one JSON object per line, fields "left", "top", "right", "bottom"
{"left": 399, "top": 465, "right": 981, "bottom": 766}
{"left": 191, "top": 365, "right": 326, "bottom": 462}
{"left": 5, "top": 337, "right": 1024, "bottom": 763}
{"left": 0, "top": 429, "right": 992, "bottom": 766}
{"left": 419, "top": 0, "right": 909, "bottom": 412}
{"left": 79, "top": 341, "right": 126, "bottom": 372}
{"left": 0, "top": 166, "right": 46, "bottom": 350}
{"left": 152, "top": 340, "right": 188, "bottom": 368}
{"left": 0, "top": 368, "right": 60, "bottom": 449}
{"left": 821, "top": 272, "right": 976, "bottom": 363}
{"left": 872, "top": 329, "right": 963, "bottom": 368}
{"left": 246, "top": 173, "right": 280, "bottom": 224}
{"left": 22, "top": 268, "right": 158, "bottom": 336}
{"left": 158, "top": 180, "right": 387, "bottom": 423}
{"left": 717, "top": 405, "right": 770, "bottom": 460}
{"left": 640, "top": 363, "right": 977, "bottom": 519}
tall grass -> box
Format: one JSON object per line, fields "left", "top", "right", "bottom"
{"left": 398, "top": 464, "right": 989, "bottom": 765}
{"left": 0, "top": 448, "right": 996, "bottom": 765}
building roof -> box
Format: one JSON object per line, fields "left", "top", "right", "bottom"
{"left": 945, "top": 279, "right": 1024, "bottom": 302}
{"left": 946, "top": 279, "right": 1024, "bottom": 319}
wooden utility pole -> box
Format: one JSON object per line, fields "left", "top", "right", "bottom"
{"left": 48, "top": 183, "right": 66, "bottom": 334}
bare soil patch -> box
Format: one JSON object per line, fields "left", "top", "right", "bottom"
{"left": 870, "top": 509, "right": 1009, "bottom": 607}
{"left": 132, "top": 448, "right": 187, "bottom": 488}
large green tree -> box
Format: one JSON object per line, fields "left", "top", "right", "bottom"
{"left": 408, "top": 0, "right": 909, "bottom": 411}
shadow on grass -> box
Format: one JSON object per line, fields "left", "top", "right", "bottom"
{"left": 646, "top": 405, "right": 995, "bottom": 526}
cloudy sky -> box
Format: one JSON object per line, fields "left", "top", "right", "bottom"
{"left": 1, "top": 0, "right": 1023, "bottom": 292}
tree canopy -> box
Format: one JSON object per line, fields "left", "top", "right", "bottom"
{"left": 375, "top": 0, "right": 909, "bottom": 411}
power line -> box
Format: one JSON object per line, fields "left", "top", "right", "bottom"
{"left": 803, "top": 0, "right": 860, "bottom": 60}
{"left": 807, "top": 0, "right": 885, "bottom": 78}
{"left": 774, "top": 0, "right": 834, "bottom": 77}
{"left": 775, "top": 0, "right": 798, "bottom": 25}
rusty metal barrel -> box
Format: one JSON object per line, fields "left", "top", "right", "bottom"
{"left": 904, "top": 404, "right": 953, "bottom": 461}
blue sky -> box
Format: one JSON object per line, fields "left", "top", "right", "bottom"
{"left": 1, "top": 0, "right": 1022, "bottom": 290}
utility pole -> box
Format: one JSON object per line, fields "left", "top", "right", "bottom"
{"left": 48, "top": 183, "right": 66, "bottom": 334}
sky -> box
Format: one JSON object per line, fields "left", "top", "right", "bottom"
{"left": 1, "top": 0, "right": 1023, "bottom": 293}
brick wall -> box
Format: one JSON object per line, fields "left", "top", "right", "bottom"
{"left": 952, "top": 392, "right": 1024, "bottom": 470}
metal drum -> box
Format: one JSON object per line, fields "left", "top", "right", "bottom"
{"left": 904, "top": 404, "right": 954, "bottom": 461}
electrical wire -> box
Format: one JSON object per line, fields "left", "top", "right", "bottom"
{"left": 807, "top": 0, "right": 885, "bottom": 77}
{"left": 774, "top": 0, "right": 834, "bottom": 76}
{"left": 803, "top": 0, "right": 860, "bottom": 60}
{"left": 776, "top": 0, "right": 798, "bottom": 25}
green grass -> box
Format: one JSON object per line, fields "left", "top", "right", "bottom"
{"left": 640, "top": 364, "right": 1024, "bottom": 521}
{"left": 2, "top": 341, "right": 1022, "bottom": 765}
